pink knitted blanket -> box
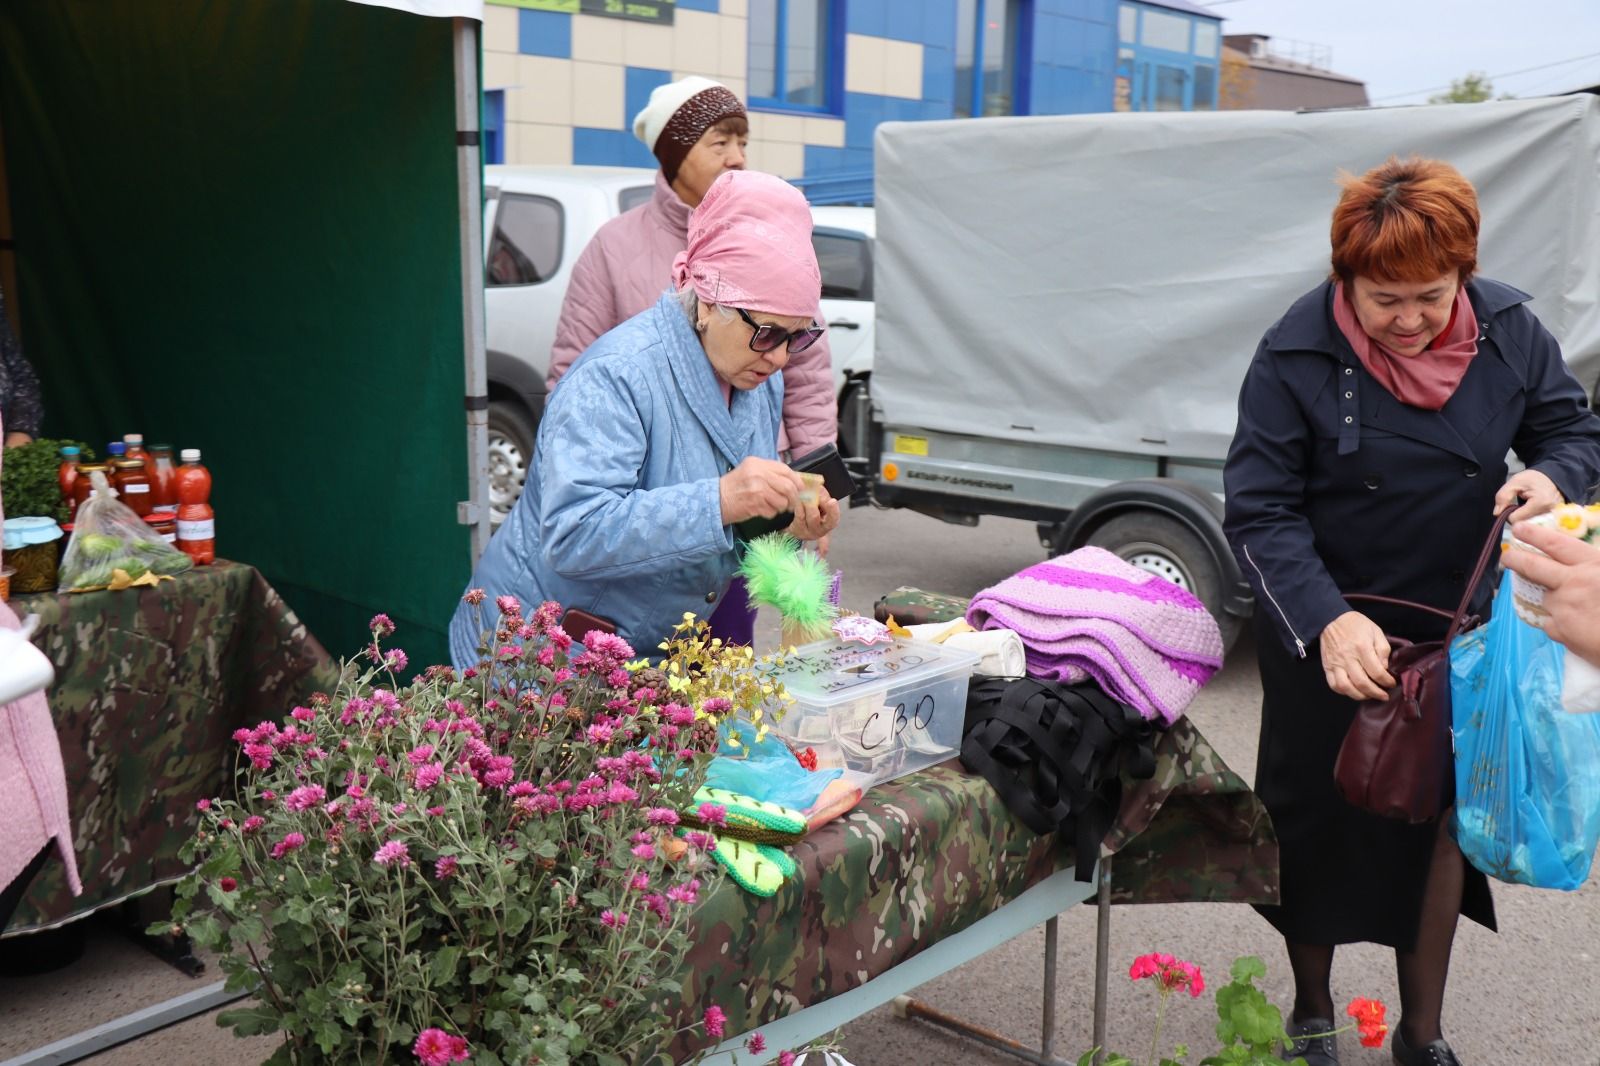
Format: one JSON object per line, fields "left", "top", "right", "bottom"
{"left": 966, "top": 547, "right": 1224, "bottom": 725}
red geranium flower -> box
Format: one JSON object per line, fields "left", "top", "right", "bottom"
{"left": 1346, "top": 997, "right": 1388, "bottom": 1048}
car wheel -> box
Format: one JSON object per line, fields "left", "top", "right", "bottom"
{"left": 1084, "top": 511, "right": 1246, "bottom": 654}
{"left": 487, "top": 399, "right": 539, "bottom": 524}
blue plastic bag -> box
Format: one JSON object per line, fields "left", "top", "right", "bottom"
{"left": 1449, "top": 570, "right": 1600, "bottom": 890}
{"left": 705, "top": 719, "right": 842, "bottom": 811}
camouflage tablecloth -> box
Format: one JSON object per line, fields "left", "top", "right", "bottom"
{"left": 674, "top": 714, "right": 1277, "bottom": 1052}
{"left": 3, "top": 561, "right": 338, "bottom": 934}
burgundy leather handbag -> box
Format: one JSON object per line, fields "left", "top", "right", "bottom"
{"left": 1332, "top": 512, "right": 1510, "bottom": 824}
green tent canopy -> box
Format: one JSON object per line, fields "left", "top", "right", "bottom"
{"left": 0, "top": 0, "right": 493, "bottom": 668}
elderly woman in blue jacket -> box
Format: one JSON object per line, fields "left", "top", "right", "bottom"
{"left": 1224, "top": 158, "right": 1600, "bottom": 1066}
{"left": 450, "top": 170, "right": 839, "bottom": 666}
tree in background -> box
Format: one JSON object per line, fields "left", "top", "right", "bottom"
{"left": 1429, "top": 72, "right": 1515, "bottom": 103}
{"left": 1219, "top": 49, "right": 1256, "bottom": 109}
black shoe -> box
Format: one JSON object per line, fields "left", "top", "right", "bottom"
{"left": 1283, "top": 1017, "right": 1339, "bottom": 1065}
{"left": 1391, "top": 1029, "right": 1462, "bottom": 1065}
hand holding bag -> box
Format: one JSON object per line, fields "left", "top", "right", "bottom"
{"left": 1331, "top": 511, "right": 1510, "bottom": 824}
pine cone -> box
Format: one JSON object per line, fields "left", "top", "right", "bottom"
{"left": 688, "top": 717, "right": 719, "bottom": 752}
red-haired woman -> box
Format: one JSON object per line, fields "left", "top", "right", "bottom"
{"left": 1224, "top": 158, "right": 1600, "bottom": 1066}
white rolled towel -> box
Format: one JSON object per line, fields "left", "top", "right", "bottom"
{"left": 906, "top": 621, "right": 1026, "bottom": 678}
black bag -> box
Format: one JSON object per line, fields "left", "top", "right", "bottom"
{"left": 961, "top": 677, "right": 1160, "bottom": 881}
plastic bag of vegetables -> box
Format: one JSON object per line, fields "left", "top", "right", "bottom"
{"left": 58, "top": 470, "right": 194, "bottom": 592}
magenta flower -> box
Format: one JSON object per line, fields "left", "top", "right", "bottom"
{"left": 407, "top": 744, "right": 436, "bottom": 765}
{"left": 241, "top": 815, "right": 265, "bottom": 835}
{"left": 369, "top": 613, "right": 396, "bottom": 638}
{"left": 496, "top": 594, "right": 521, "bottom": 617}
{"left": 373, "top": 840, "right": 411, "bottom": 868}
{"left": 631, "top": 842, "right": 657, "bottom": 860}
{"left": 779, "top": 1052, "right": 797, "bottom": 1066}
{"left": 284, "top": 785, "right": 327, "bottom": 812}
{"left": 667, "top": 879, "right": 701, "bottom": 906}
{"left": 587, "top": 722, "right": 615, "bottom": 745}
{"left": 384, "top": 649, "right": 409, "bottom": 673}
{"left": 195, "top": 798, "right": 211, "bottom": 812}
{"left": 414, "top": 763, "right": 444, "bottom": 790}
{"left": 684, "top": 831, "right": 715, "bottom": 852}
{"left": 270, "top": 832, "right": 306, "bottom": 859}
{"left": 434, "top": 855, "right": 459, "bottom": 880}
{"left": 290, "top": 706, "right": 315, "bottom": 722}
{"left": 463, "top": 588, "right": 486, "bottom": 606}
{"left": 696, "top": 802, "right": 728, "bottom": 828}
{"left": 412, "top": 1027, "right": 469, "bottom": 1066}
{"left": 703, "top": 1006, "right": 727, "bottom": 1039}
{"left": 629, "top": 872, "right": 650, "bottom": 891}
{"left": 746, "top": 1033, "right": 767, "bottom": 1054}
{"left": 600, "top": 909, "right": 628, "bottom": 929}
{"left": 646, "top": 807, "right": 679, "bottom": 826}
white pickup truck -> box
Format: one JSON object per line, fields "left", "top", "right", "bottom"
{"left": 482, "top": 165, "right": 875, "bottom": 521}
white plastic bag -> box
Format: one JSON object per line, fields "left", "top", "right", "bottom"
{"left": 57, "top": 471, "right": 193, "bottom": 591}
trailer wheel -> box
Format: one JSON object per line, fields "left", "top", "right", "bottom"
{"left": 1084, "top": 511, "right": 1245, "bottom": 652}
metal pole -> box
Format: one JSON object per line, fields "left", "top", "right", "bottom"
{"left": 1092, "top": 854, "right": 1113, "bottom": 1064}
{"left": 1040, "top": 915, "right": 1059, "bottom": 1057}
{"left": 894, "top": 996, "right": 1069, "bottom": 1066}
{"left": 451, "top": 16, "right": 492, "bottom": 562}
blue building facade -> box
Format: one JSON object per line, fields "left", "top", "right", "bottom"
{"left": 482, "top": 0, "right": 1221, "bottom": 200}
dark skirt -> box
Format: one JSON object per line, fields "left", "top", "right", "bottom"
{"left": 1252, "top": 613, "right": 1495, "bottom": 950}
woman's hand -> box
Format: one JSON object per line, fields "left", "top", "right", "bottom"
{"left": 719, "top": 457, "right": 804, "bottom": 525}
{"left": 1319, "top": 610, "right": 1397, "bottom": 701}
{"left": 785, "top": 494, "right": 840, "bottom": 544}
{"left": 4, "top": 432, "right": 33, "bottom": 448}
{"left": 1494, "top": 468, "right": 1562, "bottom": 522}
{"left": 1503, "top": 521, "right": 1600, "bottom": 667}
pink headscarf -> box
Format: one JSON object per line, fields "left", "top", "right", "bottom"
{"left": 670, "top": 170, "right": 820, "bottom": 318}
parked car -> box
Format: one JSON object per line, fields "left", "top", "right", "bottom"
{"left": 481, "top": 164, "right": 876, "bottom": 521}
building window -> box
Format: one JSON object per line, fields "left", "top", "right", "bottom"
{"left": 1118, "top": 4, "right": 1137, "bottom": 44}
{"left": 1192, "top": 64, "right": 1216, "bottom": 109}
{"left": 955, "top": 0, "right": 1028, "bottom": 118}
{"left": 749, "top": 0, "right": 837, "bottom": 112}
{"left": 1155, "top": 64, "right": 1186, "bottom": 110}
{"left": 1193, "top": 22, "right": 1218, "bottom": 59}
{"left": 482, "top": 90, "right": 505, "bottom": 166}
{"left": 1139, "top": 9, "right": 1190, "bottom": 53}
{"left": 487, "top": 194, "right": 562, "bottom": 287}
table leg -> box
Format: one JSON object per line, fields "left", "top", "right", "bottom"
{"left": 1092, "top": 854, "right": 1113, "bottom": 1065}
{"left": 1041, "top": 915, "right": 1059, "bottom": 1057}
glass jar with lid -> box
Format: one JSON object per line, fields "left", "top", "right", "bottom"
{"left": 113, "top": 459, "right": 155, "bottom": 517}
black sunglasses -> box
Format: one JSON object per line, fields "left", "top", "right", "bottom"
{"left": 736, "top": 307, "right": 825, "bottom": 354}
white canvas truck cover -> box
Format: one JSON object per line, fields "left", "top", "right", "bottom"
{"left": 872, "top": 94, "right": 1600, "bottom": 462}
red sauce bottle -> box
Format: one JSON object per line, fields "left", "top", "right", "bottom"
{"left": 148, "top": 444, "right": 178, "bottom": 513}
{"left": 174, "top": 448, "right": 215, "bottom": 565}
{"left": 58, "top": 446, "right": 83, "bottom": 518}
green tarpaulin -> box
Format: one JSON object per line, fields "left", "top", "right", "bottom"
{"left": 0, "top": 0, "right": 482, "bottom": 667}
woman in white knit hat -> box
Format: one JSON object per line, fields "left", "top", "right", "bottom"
{"left": 545, "top": 75, "right": 836, "bottom": 647}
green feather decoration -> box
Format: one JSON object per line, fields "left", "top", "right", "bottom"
{"left": 737, "top": 533, "right": 837, "bottom": 640}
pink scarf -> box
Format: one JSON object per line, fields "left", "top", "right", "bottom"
{"left": 1332, "top": 282, "right": 1479, "bottom": 411}
{"left": 670, "top": 170, "right": 819, "bottom": 317}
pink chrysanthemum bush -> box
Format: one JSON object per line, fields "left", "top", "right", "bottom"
{"left": 160, "top": 596, "right": 784, "bottom": 1065}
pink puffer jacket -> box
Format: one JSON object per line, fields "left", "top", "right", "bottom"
{"left": 0, "top": 427, "right": 80, "bottom": 908}
{"left": 547, "top": 172, "right": 836, "bottom": 457}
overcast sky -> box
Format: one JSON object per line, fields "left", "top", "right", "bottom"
{"left": 1205, "top": 0, "right": 1600, "bottom": 105}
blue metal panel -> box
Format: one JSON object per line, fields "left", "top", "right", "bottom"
{"left": 843, "top": 91, "right": 886, "bottom": 149}
{"left": 624, "top": 66, "right": 673, "bottom": 128}
{"left": 677, "top": 0, "right": 720, "bottom": 10}
{"left": 517, "top": 8, "right": 571, "bottom": 58}
{"left": 921, "top": 0, "right": 958, "bottom": 48}
{"left": 847, "top": 0, "right": 888, "bottom": 38}
{"left": 884, "top": 0, "right": 924, "bottom": 43}
{"left": 572, "top": 127, "right": 657, "bottom": 167}
{"left": 922, "top": 44, "right": 956, "bottom": 104}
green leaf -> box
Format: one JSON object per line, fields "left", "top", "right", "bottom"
{"left": 216, "top": 1006, "right": 281, "bottom": 1037}
{"left": 431, "top": 945, "right": 462, "bottom": 985}
{"left": 1229, "top": 956, "right": 1267, "bottom": 984}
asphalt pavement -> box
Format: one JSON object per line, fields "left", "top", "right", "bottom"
{"left": 2, "top": 505, "right": 1595, "bottom": 1065}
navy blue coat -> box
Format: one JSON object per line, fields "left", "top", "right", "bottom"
{"left": 1224, "top": 277, "right": 1600, "bottom": 655}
